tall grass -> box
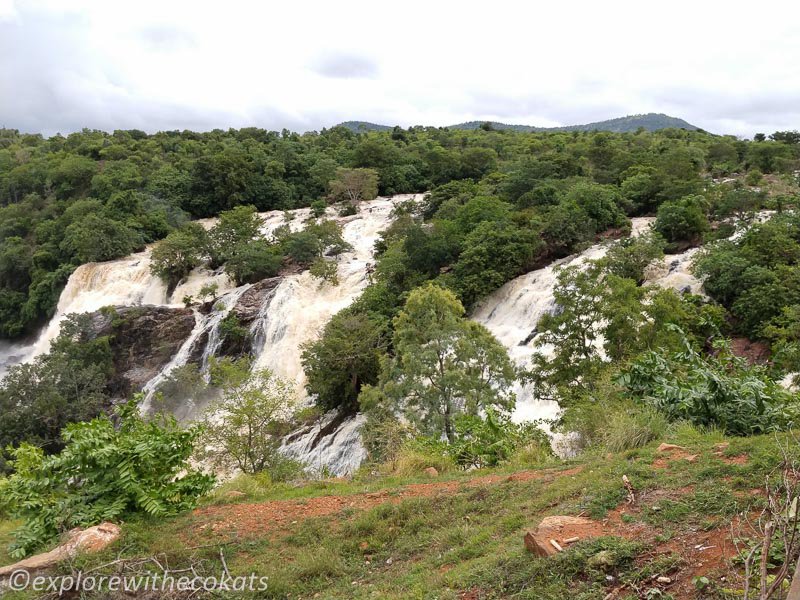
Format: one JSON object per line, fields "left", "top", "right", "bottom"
{"left": 600, "top": 406, "right": 671, "bottom": 452}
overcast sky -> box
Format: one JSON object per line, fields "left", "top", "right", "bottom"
{"left": 1, "top": 0, "right": 798, "bottom": 138}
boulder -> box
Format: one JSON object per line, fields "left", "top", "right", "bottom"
{"left": 524, "top": 515, "right": 597, "bottom": 557}
{"left": 423, "top": 467, "right": 439, "bottom": 478}
{"left": 0, "top": 523, "right": 121, "bottom": 577}
{"left": 657, "top": 443, "right": 685, "bottom": 453}
{"left": 230, "top": 277, "right": 283, "bottom": 327}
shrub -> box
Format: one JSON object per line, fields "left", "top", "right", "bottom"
{"left": 620, "top": 327, "right": 797, "bottom": 435}
{"left": 310, "top": 199, "right": 327, "bottom": 218}
{"left": 309, "top": 257, "right": 339, "bottom": 285}
{"left": 654, "top": 194, "right": 709, "bottom": 245}
{"left": 2, "top": 399, "right": 213, "bottom": 558}
{"left": 360, "top": 400, "right": 415, "bottom": 470}
{"left": 218, "top": 312, "right": 250, "bottom": 356}
{"left": 600, "top": 406, "right": 670, "bottom": 453}
{"left": 224, "top": 241, "right": 282, "bottom": 285}
{"left": 201, "top": 358, "right": 300, "bottom": 475}
{"left": 447, "top": 409, "right": 552, "bottom": 469}
{"left": 745, "top": 169, "right": 764, "bottom": 186}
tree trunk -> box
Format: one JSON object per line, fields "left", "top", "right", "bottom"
{"left": 787, "top": 555, "right": 800, "bottom": 600}
{"left": 444, "top": 402, "right": 453, "bottom": 443}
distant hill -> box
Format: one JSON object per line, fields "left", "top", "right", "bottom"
{"left": 337, "top": 121, "right": 393, "bottom": 133}
{"left": 336, "top": 113, "right": 699, "bottom": 134}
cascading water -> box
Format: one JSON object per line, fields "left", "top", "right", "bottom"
{"left": 249, "top": 199, "right": 400, "bottom": 393}
{"left": 0, "top": 194, "right": 420, "bottom": 476}
{"left": 18, "top": 249, "right": 168, "bottom": 362}
{"left": 0, "top": 206, "right": 712, "bottom": 475}
{"left": 470, "top": 219, "right": 656, "bottom": 423}
{"left": 139, "top": 284, "right": 252, "bottom": 413}
{"left": 470, "top": 245, "right": 609, "bottom": 425}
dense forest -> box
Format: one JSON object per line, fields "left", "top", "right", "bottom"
{"left": 3, "top": 122, "right": 800, "bottom": 572}
{"left": 1, "top": 123, "right": 797, "bottom": 342}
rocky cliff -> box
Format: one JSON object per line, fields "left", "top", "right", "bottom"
{"left": 87, "top": 305, "right": 196, "bottom": 399}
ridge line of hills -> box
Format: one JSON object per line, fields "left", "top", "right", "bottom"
{"left": 338, "top": 113, "right": 700, "bottom": 134}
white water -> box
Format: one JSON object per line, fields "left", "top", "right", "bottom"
{"left": 471, "top": 218, "right": 660, "bottom": 426}
{"left": 0, "top": 208, "right": 708, "bottom": 474}
{"left": 0, "top": 195, "right": 419, "bottom": 475}
{"left": 19, "top": 250, "right": 167, "bottom": 361}
{"left": 250, "top": 198, "right": 401, "bottom": 395}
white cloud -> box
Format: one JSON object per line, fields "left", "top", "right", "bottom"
{"left": 1, "top": 0, "right": 798, "bottom": 136}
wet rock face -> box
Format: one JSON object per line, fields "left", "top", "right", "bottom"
{"left": 214, "top": 277, "right": 283, "bottom": 358}
{"left": 88, "top": 305, "right": 196, "bottom": 398}
{"left": 231, "top": 277, "right": 282, "bottom": 328}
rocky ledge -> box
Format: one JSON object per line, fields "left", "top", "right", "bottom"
{"left": 88, "top": 305, "right": 196, "bottom": 398}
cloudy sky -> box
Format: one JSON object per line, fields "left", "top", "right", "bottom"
{"left": 0, "top": 0, "right": 797, "bottom": 137}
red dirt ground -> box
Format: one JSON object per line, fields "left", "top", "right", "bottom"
{"left": 187, "top": 466, "right": 584, "bottom": 542}
{"left": 186, "top": 458, "right": 755, "bottom": 600}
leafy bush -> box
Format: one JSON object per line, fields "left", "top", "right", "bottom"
{"left": 218, "top": 312, "right": 251, "bottom": 356}
{"left": 447, "top": 409, "right": 552, "bottom": 469}
{"left": 201, "top": 358, "right": 300, "bottom": 475}
{"left": 224, "top": 240, "right": 282, "bottom": 285}
{"left": 2, "top": 399, "right": 214, "bottom": 558}
{"left": 654, "top": 194, "right": 708, "bottom": 246}
{"left": 310, "top": 199, "right": 327, "bottom": 217}
{"left": 309, "top": 257, "right": 339, "bottom": 285}
{"left": 0, "top": 313, "right": 112, "bottom": 470}
{"left": 620, "top": 327, "right": 797, "bottom": 435}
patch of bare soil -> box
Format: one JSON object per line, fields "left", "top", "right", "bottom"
{"left": 653, "top": 442, "right": 749, "bottom": 469}
{"left": 187, "top": 466, "right": 584, "bottom": 542}
{"left": 730, "top": 337, "right": 770, "bottom": 365}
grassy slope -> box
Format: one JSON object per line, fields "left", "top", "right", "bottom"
{"left": 0, "top": 428, "right": 789, "bottom": 600}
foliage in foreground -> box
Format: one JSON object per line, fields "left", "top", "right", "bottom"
{"left": 198, "top": 358, "right": 304, "bottom": 479}
{"left": 366, "top": 283, "right": 517, "bottom": 443}
{"left": 622, "top": 329, "right": 797, "bottom": 435}
{"left": 1, "top": 399, "right": 214, "bottom": 558}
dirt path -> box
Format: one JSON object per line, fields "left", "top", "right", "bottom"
{"left": 188, "top": 466, "right": 583, "bottom": 541}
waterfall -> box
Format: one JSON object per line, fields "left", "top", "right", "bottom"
{"left": 249, "top": 196, "right": 412, "bottom": 396}
{"left": 20, "top": 249, "right": 168, "bottom": 361}
{"left": 139, "top": 284, "right": 252, "bottom": 412}
{"left": 0, "top": 204, "right": 708, "bottom": 475}
{"left": 470, "top": 218, "right": 656, "bottom": 425}
{"left": 281, "top": 413, "right": 368, "bottom": 477}
{"left": 470, "top": 244, "right": 610, "bottom": 425}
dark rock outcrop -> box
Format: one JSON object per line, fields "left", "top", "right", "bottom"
{"left": 231, "top": 277, "right": 282, "bottom": 328}
{"left": 216, "top": 277, "right": 282, "bottom": 358}
{"left": 88, "top": 305, "right": 196, "bottom": 398}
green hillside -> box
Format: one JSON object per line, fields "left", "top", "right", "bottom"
{"left": 338, "top": 113, "right": 699, "bottom": 133}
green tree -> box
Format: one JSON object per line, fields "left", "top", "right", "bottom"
{"left": 302, "top": 311, "right": 387, "bottom": 411}
{"left": 654, "top": 194, "right": 709, "bottom": 245}
{"left": 208, "top": 205, "right": 263, "bottom": 266}
{"left": 452, "top": 221, "right": 542, "bottom": 307}
{"left": 601, "top": 231, "right": 664, "bottom": 284}
{"left": 60, "top": 214, "right": 141, "bottom": 263}
{"left": 381, "top": 284, "right": 516, "bottom": 441}
{"left": 0, "top": 314, "right": 112, "bottom": 469}
{"left": 328, "top": 167, "right": 379, "bottom": 205}
{"left": 224, "top": 240, "right": 282, "bottom": 285}
{"left": 149, "top": 223, "right": 209, "bottom": 289}
{"left": 201, "top": 358, "right": 300, "bottom": 475}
